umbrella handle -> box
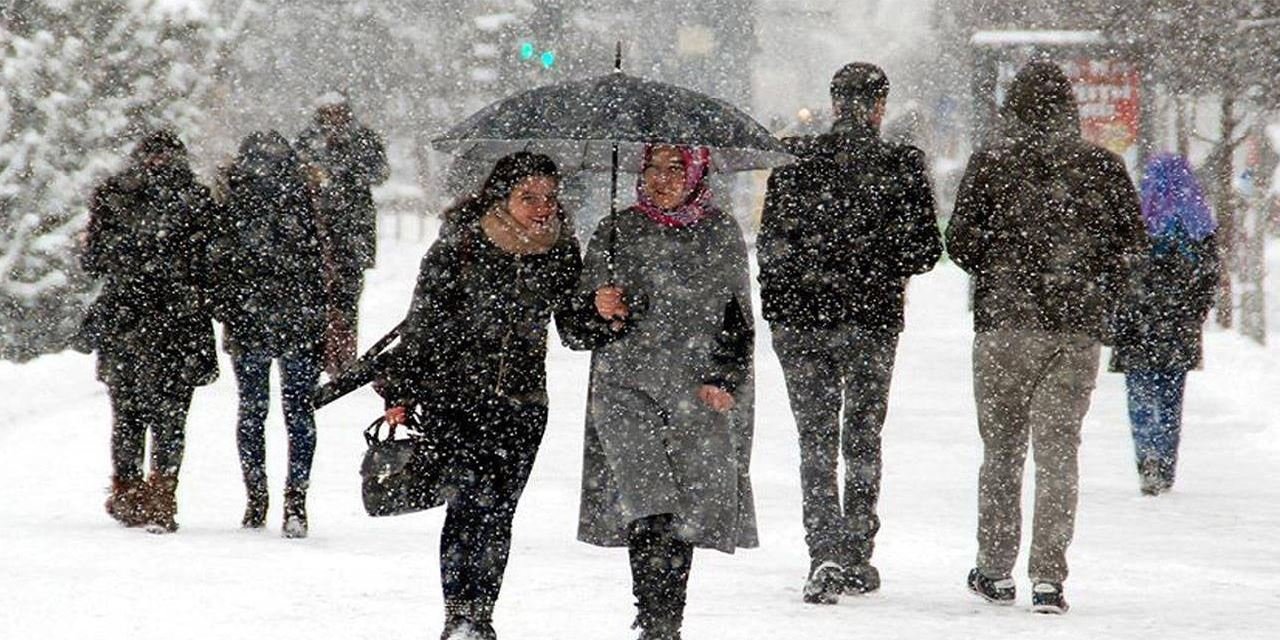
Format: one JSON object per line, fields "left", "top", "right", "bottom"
{"left": 608, "top": 42, "right": 622, "bottom": 280}
{"left": 608, "top": 141, "right": 619, "bottom": 282}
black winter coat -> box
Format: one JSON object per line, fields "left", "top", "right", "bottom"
{"left": 379, "top": 222, "right": 596, "bottom": 412}
{"left": 1110, "top": 234, "right": 1219, "bottom": 372}
{"left": 81, "top": 164, "right": 218, "bottom": 387}
{"left": 758, "top": 120, "right": 942, "bottom": 332}
{"left": 947, "top": 131, "right": 1150, "bottom": 341}
{"left": 946, "top": 61, "right": 1150, "bottom": 344}
{"left": 211, "top": 148, "right": 327, "bottom": 357}
{"left": 295, "top": 123, "right": 388, "bottom": 275}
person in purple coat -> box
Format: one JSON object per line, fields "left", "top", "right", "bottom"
{"left": 1110, "top": 153, "right": 1220, "bottom": 495}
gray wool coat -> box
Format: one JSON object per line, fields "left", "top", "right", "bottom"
{"left": 576, "top": 206, "right": 758, "bottom": 554}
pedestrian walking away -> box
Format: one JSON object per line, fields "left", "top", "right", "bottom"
{"left": 295, "top": 93, "right": 389, "bottom": 377}
{"left": 1110, "top": 153, "right": 1220, "bottom": 496}
{"left": 758, "top": 61, "right": 942, "bottom": 604}
{"left": 376, "top": 153, "right": 601, "bottom": 640}
{"left": 576, "top": 144, "right": 758, "bottom": 640}
{"left": 77, "top": 129, "right": 219, "bottom": 534}
{"left": 211, "top": 131, "right": 328, "bottom": 537}
{"left": 945, "top": 61, "right": 1149, "bottom": 614}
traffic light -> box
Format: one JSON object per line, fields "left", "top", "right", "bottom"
{"left": 518, "top": 41, "right": 556, "bottom": 70}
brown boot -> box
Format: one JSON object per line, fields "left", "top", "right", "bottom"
{"left": 144, "top": 472, "right": 180, "bottom": 534}
{"left": 105, "top": 476, "right": 147, "bottom": 527}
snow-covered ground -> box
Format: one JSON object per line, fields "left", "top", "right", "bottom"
{"left": 3, "top": 219, "right": 1279, "bottom": 639}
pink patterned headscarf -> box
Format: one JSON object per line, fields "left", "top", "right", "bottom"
{"left": 635, "top": 145, "right": 713, "bottom": 228}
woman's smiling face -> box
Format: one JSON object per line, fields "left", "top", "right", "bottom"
{"left": 506, "top": 175, "right": 559, "bottom": 230}
{"left": 641, "top": 146, "right": 690, "bottom": 211}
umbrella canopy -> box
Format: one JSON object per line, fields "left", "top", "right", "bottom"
{"left": 431, "top": 71, "right": 793, "bottom": 174}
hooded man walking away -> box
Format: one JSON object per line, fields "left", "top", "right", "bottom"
{"left": 946, "top": 61, "right": 1149, "bottom": 614}
{"left": 758, "top": 62, "right": 942, "bottom": 604}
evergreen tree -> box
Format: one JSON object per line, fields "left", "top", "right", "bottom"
{"left": 0, "top": 0, "right": 235, "bottom": 360}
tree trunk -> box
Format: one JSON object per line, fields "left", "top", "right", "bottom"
{"left": 1175, "top": 96, "right": 1190, "bottom": 159}
{"left": 1213, "top": 93, "right": 1237, "bottom": 329}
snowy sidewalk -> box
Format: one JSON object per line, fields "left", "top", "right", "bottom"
{"left": 2, "top": 233, "right": 1278, "bottom": 640}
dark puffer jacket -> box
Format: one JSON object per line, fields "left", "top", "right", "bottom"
{"left": 82, "top": 158, "right": 218, "bottom": 388}
{"left": 1110, "top": 234, "right": 1219, "bottom": 372}
{"left": 758, "top": 119, "right": 942, "bottom": 332}
{"left": 379, "top": 221, "right": 597, "bottom": 412}
{"left": 211, "top": 132, "right": 327, "bottom": 356}
{"left": 946, "top": 62, "right": 1149, "bottom": 341}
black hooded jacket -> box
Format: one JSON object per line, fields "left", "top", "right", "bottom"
{"left": 81, "top": 138, "right": 218, "bottom": 387}
{"left": 1110, "top": 233, "right": 1219, "bottom": 372}
{"left": 946, "top": 62, "right": 1150, "bottom": 341}
{"left": 758, "top": 119, "right": 942, "bottom": 332}
{"left": 211, "top": 132, "right": 327, "bottom": 356}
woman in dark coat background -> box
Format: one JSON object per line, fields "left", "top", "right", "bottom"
{"left": 1111, "top": 153, "right": 1220, "bottom": 495}
{"left": 378, "top": 153, "right": 600, "bottom": 640}
{"left": 578, "top": 145, "right": 757, "bottom": 640}
{"left": 211, "top": 131, "right": 327, "bottom": 537}
{"left": 82, "top": 130, "right": 218, "bottom": 534}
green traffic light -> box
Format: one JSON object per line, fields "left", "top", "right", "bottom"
{"left": 520, "top": 42, "right": 535, "bottom": 60}
{"left": 540, "top": 50, "right": 556, "bottom": 69}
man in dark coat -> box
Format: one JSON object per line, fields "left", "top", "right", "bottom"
{"left": 758, "top": 62, "right": 942, "bottom": 604}
{"left": 946, "top": 61, "right": 1149, "bottom": 614}
{"left": 81, "top": 129, "right": 218, "bottom": 534}
{"left": 295, "top": 94, "right": 389, "bottom": 375}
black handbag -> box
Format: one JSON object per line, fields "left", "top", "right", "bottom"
{"left": 359, "top": 412, "right": 455, "bottom": 517}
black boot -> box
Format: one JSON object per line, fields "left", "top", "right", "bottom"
{"left": 843, "top": 562, "right": 881, "bottom": 595}
{"left": 282, "top": 486, "right": 308, "bottom": 539}
{"left": 803, "top": 560, "right": 843, "bottom": 604}
{"left": 440, "top": 600, "right": 496, "bottom": 640}
{"left": 242, "top": 473, "right": 268, "bottom": 529}
{"left": 1157, "top": 458, "right": 1177, "bottom": 492}
{"left": 633, "top": 601, "right": 682, "bottom": 640}
{"left": 1139, "top": 458, "right": 1162, "bottom": 496}
{"left": 628, "top": 516, "right": 689, "bottom": 640}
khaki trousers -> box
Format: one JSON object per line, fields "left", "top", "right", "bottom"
{"left": 973, "top": 330, "right": 1100, "bottom": 584}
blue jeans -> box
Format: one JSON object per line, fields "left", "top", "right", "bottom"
{"left": 233, "top": 350, "right": 321, "bottom": 490}
{"left": 1125, "top": 370, "right": 1187, "bottom": 477}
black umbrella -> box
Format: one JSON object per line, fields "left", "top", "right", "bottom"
{"left": 432, "top": 50, "right": 792, "bottom": 174}
{"left": 432, "top": 45, "right": 792, "bottom": 275}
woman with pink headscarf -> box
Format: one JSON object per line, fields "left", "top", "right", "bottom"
{"left": 574, "top": 145, "right": 758, "bottom": 640}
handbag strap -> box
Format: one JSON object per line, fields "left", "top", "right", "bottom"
{"left": 364, "top": 416, "right": 396, "bottom": 446}
{"left": 364, "top": 408, "right": 429, "bottom": 446}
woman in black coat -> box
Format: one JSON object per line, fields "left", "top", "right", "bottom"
{"left": 81, "top": 130, "right": 218, "bottom": 533}
{"left": 378, "top": 152, "right": 604, "bottom": 640}
{"left": 1111, "top": 153, "right": 1220, "bottom": 495}
{"left": 211, "top": 131, "right": 327, "bottom": 537}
